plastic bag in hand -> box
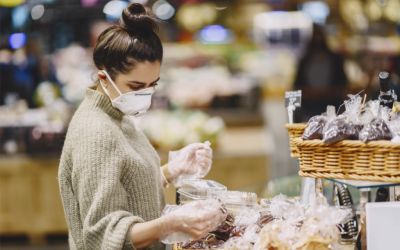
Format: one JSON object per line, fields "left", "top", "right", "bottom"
{"left": 359, "top": 118, "right": 392, "bottom": 143}
{"left": 159, "top": 199, "right": 226, "bottom": 244}
{"left": 168, "top": 141, "right": 213, "bottom": 187}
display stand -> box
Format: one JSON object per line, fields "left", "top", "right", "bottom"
{"left": 285, "top": 92, "right": 400, "bottom": 249}
{"left": 326, "top": 179, "right": 399, "bottom": 250}
{"left": 285, "top": 92, "right": 324, "bottom": 212}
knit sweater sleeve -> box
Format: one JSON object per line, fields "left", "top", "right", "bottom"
{"left": 71, "top": 121, "right": 143, "bottom": 250}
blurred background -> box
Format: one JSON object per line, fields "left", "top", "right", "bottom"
{"left": 0, "top": 0, "right": 399, "bottom": 248}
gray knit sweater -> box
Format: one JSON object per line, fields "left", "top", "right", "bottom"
{"left": 59, "top": 88, "right": 166, "bottom": 250}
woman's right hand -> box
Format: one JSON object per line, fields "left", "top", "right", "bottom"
{"left": 159, "top": 199, "right": 226, "bottom": 241}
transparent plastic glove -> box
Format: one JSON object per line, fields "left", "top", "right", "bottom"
{"left": 167, "top": 141, "right": 213, "bottom": 187}
{"left": 159, "top": 199, "right": 227, "bottom": 244}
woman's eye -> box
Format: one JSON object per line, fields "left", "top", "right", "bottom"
{"left": 130, "top": 86, "right": 142, "bottom": 90}
{"left": 151, "top": 83, "right": 159, "bottom": 87}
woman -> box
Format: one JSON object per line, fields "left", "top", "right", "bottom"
{"left": 58, "top": 3, "right": 225, "bottom": 250}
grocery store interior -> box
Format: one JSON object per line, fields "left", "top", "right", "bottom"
{"left": 0, "top": 0, "right": 399, "bottom": 249}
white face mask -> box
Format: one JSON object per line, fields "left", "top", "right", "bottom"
{"left": 99, "top": 70, "right": 154, "bottom": 117}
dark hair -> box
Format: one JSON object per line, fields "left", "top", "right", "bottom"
{"left": 93, "top": 3, "right": 162, "bottom": 81}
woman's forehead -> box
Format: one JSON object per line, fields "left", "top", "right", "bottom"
{"left": 122, "top": 61, "right": 161, "bottom": 81}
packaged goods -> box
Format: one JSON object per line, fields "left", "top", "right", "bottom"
{"left": 181, "top": 238, "right": 207, "bottom": 249}
{"left": 256, "top": 211, "right": 275, "bottom": 229}
{"left": 357, "top": 100, "right": 394, "bottom": 142}
{"left": 176, "top": 193, "right": 352, "bottom": 250}
{"left": 322, "top": 94, "right": 364, "bottom": 144}
{"left": 388, "top": 111, "right": 400, "bottom": 140}
{"left": 229, "top": 226, "right": 247, "bottom": 238}
{"left": 207, "top": 190, "right": 258, "bottom": 215}
{"left": 178, "top": 179, "right": 227, "bottom": 205}
{"left": 253, "top": 205, "right": 352, "bottom": 250}
{"left": 302, "top": 93, "right": 398, "bottom": 144}
{"left": 322, "top": 115, "right": 360, "bottom": 144}
{"left": 302, "top": 106, "right": 336, "bottom": 140}
{"left": 253, "top": 220, "right": 300, "bottom": 250}
{"left": 181, "top": 202, "right": 274, "bottom": 249}
{"left": 219, "top": 236, "right": 254, "bottom": 250}
{"left": 269, "top": 194, "right": 305, "bottom": 223}
{"left": 302, "top": 116, "right": 327, "bottom": 140}
{"left": 358, "top": 118, "right": 392, "bottom": 143}
{"left": 211, "top": 203, "right": 235, "bottom": 240}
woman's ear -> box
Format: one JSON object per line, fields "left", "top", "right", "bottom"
{"left": 97, "top": 71, "right": 107, "bottom": 86}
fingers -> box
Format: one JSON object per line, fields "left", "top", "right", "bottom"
{"left": 195, "top": 149, "right": 212, "bottom": 163}
{"left": 187, "top": 143, "right": 205, "bottom": 151}
{"left": 173, "top": 200, "right": 227, "bottom": 241}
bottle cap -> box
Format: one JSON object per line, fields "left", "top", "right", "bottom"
{"left": 379, "top": 71, "right": 390, "bottom": 92}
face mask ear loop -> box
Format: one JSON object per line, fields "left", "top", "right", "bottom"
{"left": 100, "top": 70, "right": 123, "bottom": 97}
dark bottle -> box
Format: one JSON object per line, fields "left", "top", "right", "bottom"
{"left": 375, "top": 187, "right": 389, "bottom": 202}
{"left": 378, "top": 72, "right": 394, "bottom": 109}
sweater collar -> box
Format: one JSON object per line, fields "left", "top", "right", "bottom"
{"left": 84, "top": 87, "right": 125, "bottom": 119}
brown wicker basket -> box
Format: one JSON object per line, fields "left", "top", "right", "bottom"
{"left": 284, "top": 123, "right": 307, "bottom": 158}
{"left": 293, "top": 138, "right": 400, "bottom": 182}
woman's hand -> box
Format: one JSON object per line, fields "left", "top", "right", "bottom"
{"left": 130, "top": 200, "right": 225, "bottom": 248}
{"left": 159, "top": 199, "right": 226, "bottom": 242}
{"left": 164, "top": 142, "right": 213, "bottom": 187}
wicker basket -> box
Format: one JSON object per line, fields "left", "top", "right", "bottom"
{"left": 284, "top": 123, "right": 307, "bottom": 158}
{"left": 293, "top": 138, "right": 400, "bottom": 182}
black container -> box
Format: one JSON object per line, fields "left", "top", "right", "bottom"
{"left": 378, "top": 72, "right": 394, "bottom": 109}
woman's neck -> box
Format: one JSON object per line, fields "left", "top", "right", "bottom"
{"left": 96, "top": 82, "right": 107, "bottom": 96}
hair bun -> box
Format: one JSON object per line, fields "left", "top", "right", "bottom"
{"left": 120, "top": 3, "right": 159, "bottom": 33}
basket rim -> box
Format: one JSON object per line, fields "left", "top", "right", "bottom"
{"left": 284, "top": 123, "right": 308, "bottom": 130}
{"left": 293, "top": 138, "right": 400, "bottom": 149}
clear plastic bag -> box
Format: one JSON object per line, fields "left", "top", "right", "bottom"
{"left": 207, "top": 190, "right": 258, "bottom": 215}
{"left": 322, "top": 94, "right": 363, "bottom": 144}
{"left": 253, "top": 220, "right": 301, "bottom": 250}
{"left": 388, "top": 110, "right": 400, "bottom": 140}
{"left": 181, "top": 202, "right": 260, "bottom": 249}
{"left": 302, "top": 106, "right": 336, "bottom": 140}
{"left": 218, "top": 236, "right": 254, "bottom": 250}
{"left": 178, "top": 179, "right": 227, "bottom": 205}
{"left": 294, "top": 205, "right": 354, "bottom": 250}
{"left": 215, "top": 211, "right": 271, "bottom": 250}
{"left": 254, "top": 204, "right": 353, "bottom": 250}
{"left": 358, "top": 118, "right": 392, "bottom": 143}
{"left": 322, "top": 115, "right": 360, "bottom": 144}
{"left": 168, "top": 141, "right": 213, "bottom": 187}
{"left": 302, "top": 115, "right": 327, "bottom": 140}
{"left": 217, "top": 225, "right": 261, "bottom": 250}
{"left": 356, "top": 100, "right": 393, "bottom": 143}
{"left": 159, "top": 199, "right": 227, "bottom": 244}
{"left": 269, "top": 194, "right": 305, "bottom": 223}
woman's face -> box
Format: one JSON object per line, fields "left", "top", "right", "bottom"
{"left": 98, "top": 60, "right": 161, "bottom": 100}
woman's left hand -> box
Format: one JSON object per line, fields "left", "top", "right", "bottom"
{"left": 164, "top": 141, "right": 213, "bottom": 187}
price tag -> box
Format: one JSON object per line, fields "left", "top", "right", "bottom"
{"left": 285, "top": 90, "right": 302, "bottom": 108}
